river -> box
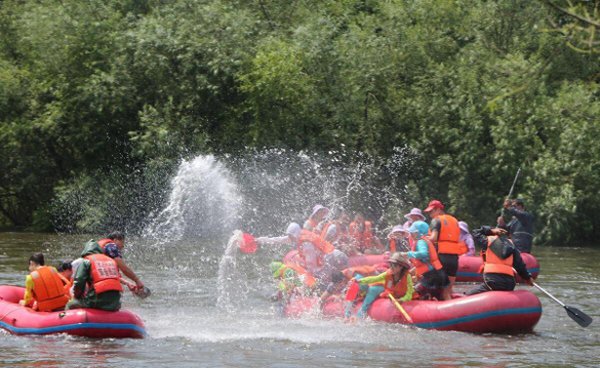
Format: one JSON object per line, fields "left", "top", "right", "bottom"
{"left": 0, "top": 232, "right": 598, "bottom": 367}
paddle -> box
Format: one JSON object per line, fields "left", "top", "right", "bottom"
{"left": 388, "top": 293, "right": 413, "bottom": 323}
{"left": 345, "top": 280, "right": 360, "bottom": 301}
{"left": 533, "top": 282, "right": 592, "bottom": 327}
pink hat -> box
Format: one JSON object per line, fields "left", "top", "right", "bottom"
{"left": 310, "top": 204, "right": 329, "bottom": 218}
{"left": 424, "top": 199, "right": 444, "bottom": 213}
{"left": 458, "top": 221, "right": 469, "bottom": 234}
{"left": 403, "top": 208, "right": 425, "bottom": 221}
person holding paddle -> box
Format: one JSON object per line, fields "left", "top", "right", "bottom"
{"left": 497, "top": 198, "right": 535, "bottom": 253}
{"left": 465, "top": 225, "right": 533, "bottom": 295}
{"left": 350, "top": 252, "right": 413, "bottom": 319}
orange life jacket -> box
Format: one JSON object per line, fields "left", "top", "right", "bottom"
{"left": 30, "top": 266, "right": 70, "bottom": 312}
{"left": 409, "top": 236, "right": 443, "bottom": 276}
{"left": 298, "top": 229, "right": 335, "bottom": 268}
{"left": 483, "top": 236, "right": 515, "bottom": 276}
{"left": 380, "top": 269, "right": 409, "bottom": 299}
{"left": 349, "top": 221, "right": 375, "bottom": 251}
{"left": 85, "top": 254, "right": 123, "bottom": 294}
{"left": 278, "top": 263, "right": 316, "bottom": 288}
{"left": 389, "top": 238, "right": 397, "bottom": 253}
{"left": 435, "top": 214, "right": 466, "bottom": 255}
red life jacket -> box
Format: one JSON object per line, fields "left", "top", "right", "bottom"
{"left": 409, "top": 236, "right": 443, "bottom": 276}
{"left": 30, "top": 266, "right": 70, "bottom": 312}
{"left": 380, "top": 269, "right": 409, "bottom": 299}
{"left": 349, "top": 221, "right": 375, "bottom": 251}
{"left": 85, "top": 254, "right": 123, "bottom": 294}
{"left": 435, "top": 214, "right": 467, "bottom": 255}
{"left": 483, "top": 236, "right": 515, "bottom": 276}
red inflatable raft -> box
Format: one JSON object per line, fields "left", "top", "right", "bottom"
{"left": 283, "top": 250, "right": 540, "bottom": 282}
{"left": 285, "top": 290, "right": 542, "bottom": 334}
{"left": 0, "top": 285, "right": 146, "bottom": 338}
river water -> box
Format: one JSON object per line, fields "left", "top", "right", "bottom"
{"left": 0, "top": 232, "right": 598, "bottom": 367}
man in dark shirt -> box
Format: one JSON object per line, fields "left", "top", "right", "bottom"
{"left": 466, "top": 225, "right": 533, "bottom": 295}
{"left": 497, "top": 198, "right": 535, "bottom": 253}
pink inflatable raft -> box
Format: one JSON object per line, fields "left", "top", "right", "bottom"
{"left": 283, "top": 250, "right": 540, "bottom": 282}
{"left": 285, "top": 290, "right": 542, "bottom": 334}
{"left": 0, "top": 285, "right": 146, "bottom": 338}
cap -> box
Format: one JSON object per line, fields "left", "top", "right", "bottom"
{"left": 286, "top": 222, "right": 302, "bottom": 239}
{"left": 408, "top": 221, "right": 429, "bottom": 236}
{"left": 424, "top": 200, "right": 444, "bottom": 212}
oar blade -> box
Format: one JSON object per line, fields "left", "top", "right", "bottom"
{"left": 565, "top": 306, "right": 593, "bottom": 327}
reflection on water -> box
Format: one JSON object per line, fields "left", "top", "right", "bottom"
{"left": 1, "top": 232, "right": 598, "bottom": 367}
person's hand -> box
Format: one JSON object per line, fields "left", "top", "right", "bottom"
{"left": 135, "top": 280, "right": 144, "bottom": 289}
{"left": 491, "top": 228, "right": 507, "bottom": 236}
{"left": 525, "top": 277, "right": 534, "bottom": 286}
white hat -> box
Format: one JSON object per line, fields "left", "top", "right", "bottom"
{"left": 458, "top": 221, "right": 469, "bottom": 234}
{"left": 388, "top": 224, "right": 408, "bottom": 237}
{"left": 403, "top": 208, "right": 425, "bottom": 221}
{"left": 286, "top": 222, "right": 301, "bottom": 239}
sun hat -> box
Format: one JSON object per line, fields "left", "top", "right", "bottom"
{"left": 388, "top": 252, "right": 411, "bottom": 269}
{"left": 310, "top": 204, "right": 329, "bottom": 218}
{"left": 458, "top": 221, "right": 469, "bottom": 234}
{"left": 403, "top": 208, "right": 425, "bottom": 221}
{"left": 388, "top": 224, "right": 408, "bottom": 237}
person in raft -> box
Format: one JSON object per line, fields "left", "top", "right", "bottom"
{"left": 459, "top": 221, "right": 476, "bottom": 256}
{"left": 423, "top": 199, "right": 466, "bottom": 300}
{"left": 466, "top": 226, "right": 533, "bottom": 295}
{"left": 351, "top": 252, "right": 414, "bottom": 319}
{"left": 303, "top": 204, "right": 329, "bottom": 233}
{"left": 286, "top": 222, "right": 335, "bottom": 276}
{"left": 270, "top": 261, "right": 316, "bottom": 301}
{"left": 96, "top": 231, "right": 144, "bottom": 292}
{"left": 402, "top": 221, "right": 449, "bottom": 300}
{"left": 497, "top": 198, "right": 535, "bottom": 253}
{"left": 66, "top": 240, "right": 123, "bottom": 311}
{"left": 349, "top": 213, "right": 384, "bottom": 254}
{"left": 19, "top": 252, "right": 70, "bottom": 312}
{"left": 387, "top": 224, "right": 410, "bottom": 253}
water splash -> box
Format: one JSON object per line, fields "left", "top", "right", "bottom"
{"left": 144, "top": 155, "right": 242, "bottom": 242}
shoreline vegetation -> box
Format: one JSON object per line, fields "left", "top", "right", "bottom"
{"left": 1, "top": 1, "right": 599, "bottom": 246}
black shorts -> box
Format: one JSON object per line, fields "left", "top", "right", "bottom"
{"left": 438, "top": 253, "right": 459, "bottom": 277}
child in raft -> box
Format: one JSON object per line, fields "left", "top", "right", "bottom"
{"left": 349, "top": 252, "right": 414, "bottom": 319}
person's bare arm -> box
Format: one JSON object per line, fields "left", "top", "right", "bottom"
{"left": 115, "top": 258, "right": 143, "bottom": 288}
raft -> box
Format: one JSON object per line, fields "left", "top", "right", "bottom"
{"left": 284, "top": 290, "right": 542, "bottom": 334}
{"left": 0, "top": 285, "right": 146, "bottom": 338}
{"left": 283, "top": 250, "right": 540, "bottom": 282}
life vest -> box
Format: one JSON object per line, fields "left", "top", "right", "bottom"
{"left": 30, "top": 266, "right": 70, "bottom": 312}
{"left": 97, "top": 238, "right": 112, "bottom": 250}
{"left": 435, "top": 214, "right": 466, "bottom": 255}
{"left": 389, "top": 238, "right": 397, "bottom": 253}
{"left": 409, "top": 236, "right": 443, "bottom": 276}
{"left": 380, "top": 269, "right": 409, "bottom": 299}
{"left": 483, "top": 236, "right": 515, "bottom": 276}
{"left": 298, "top": 229, "right": 335, "bottom": 267}
{"left": 349, "top": 221, "right": 374, "bottom": 251}
{"left": 85, "top": 254, "right": 123, "bottom": 294}
{"left": 277, "top": 263, "right": 316, "bottom": 288}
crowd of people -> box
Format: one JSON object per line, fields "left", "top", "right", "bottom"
{"left": 18, "top": 232, "right": 145, "bottom": 313}
{"left": 268, "top": 198, "right": 536, "bottom": 319}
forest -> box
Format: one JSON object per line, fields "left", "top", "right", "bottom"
{"left": 1, "top": 0, "right": 599, "bottom": 245}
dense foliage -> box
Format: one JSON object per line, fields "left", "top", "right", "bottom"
{"left": 1, "top": 0, "right": 599, "bottom": 245}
